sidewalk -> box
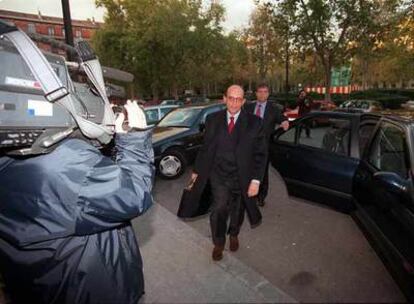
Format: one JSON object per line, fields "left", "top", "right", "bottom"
{"left": 153, "top": 168, "right": 405, "bottom": 302}
{"left": 132, "top": 203, "right": 296, "bottom": 303}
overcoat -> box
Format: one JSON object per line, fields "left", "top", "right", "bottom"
{"left": 178, "top": 109, "right": 267, "bottom": 226}
{"left": 245, "top": 101, "right": 287, "bottom": 141}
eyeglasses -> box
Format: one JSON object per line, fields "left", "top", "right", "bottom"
{"left": 226, "top": 96, "right": 244, "bottom": 103}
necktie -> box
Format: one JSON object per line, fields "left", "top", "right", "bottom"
{"left": 228, "top": 116, "right": 235, "bottom": 134}
{"left": 255, "top": 104, "right": 262, "bottom": 118}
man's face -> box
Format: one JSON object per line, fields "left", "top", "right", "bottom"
{"left": 299, "top": 91, "right": 307, "bottom": 99}
{"left": 256, "top": 87, "right": 269, "bottom": 102}
{"left": 224, "top": 86, "right": 245, "bottom": 115}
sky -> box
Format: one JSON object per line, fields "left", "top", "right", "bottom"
{"left": 0, "top": 0, "right": 255, "bottom": 32}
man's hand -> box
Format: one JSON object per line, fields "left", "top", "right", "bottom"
{"left": 187, "top": 173, "right": 198, "bottom": 190}
{"left": 280, "top": 120, "right": 289, "bottom": 131}
{"left": 115, "top": 100, "right": 147, "bottom": 133}
{"left": 115, "top": 112, "right": 127, "bottom": 133}
{"left": 125, "top": 100, "right": 147, "bottom": 129}
{"left": 247, "top": 181, "right": 260, "bottom": 197}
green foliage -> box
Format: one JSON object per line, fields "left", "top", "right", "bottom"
{"left": 93, "top": 0, "right": 248, "bottom": 99}
{"left": 259, "top": 0, "right": 400, "bottom": 100}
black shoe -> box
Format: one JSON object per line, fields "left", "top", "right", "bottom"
{"left": 212, "top": 245, "right": 224, "bottom": 261}
{"left": 229, "top": 236, "right": 239, "bottom": 252}
{"left": 257, "top": 199, "right": 265, "bottom": 207}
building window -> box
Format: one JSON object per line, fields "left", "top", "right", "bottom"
{"left": 48, "top": 27, "right": 55, "bottom": 36}
{"left": 27, "top": 23, "right": 36, "bottom": 33}
{"left": 75, "top": 30, "right": 81, "bottom": 38}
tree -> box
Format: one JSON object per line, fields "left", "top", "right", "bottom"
{"left": 261, "top": 0, "right": 392, "bottom": 100}
{"left": 350, "top": 1, "right": 414, "bottom": 88}
{"left": 93, "top": 0, "right": 248, "bottom": 100}
{"left": 245, "top": 5, "right": 282, "bottom": 83}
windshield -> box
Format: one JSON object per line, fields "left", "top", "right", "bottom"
{"left": 158, "top": 108, "right": 202, "bottom": 127}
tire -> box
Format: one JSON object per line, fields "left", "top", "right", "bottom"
{"left": 158, "top": 149, "right": 187, "bottom": 179}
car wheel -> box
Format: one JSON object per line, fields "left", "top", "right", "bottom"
{"left": 158, "top": 149, "right": 187, "bottom": 179}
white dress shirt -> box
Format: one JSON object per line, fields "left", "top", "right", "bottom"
{"left": 254, "top": 101, "right": 268, "bottom": 119}
{"left": 227, "top": 110, "right": 241, "bottom": 124}
{"left": 226, "top": 110, "right": 260, "bottom": 186}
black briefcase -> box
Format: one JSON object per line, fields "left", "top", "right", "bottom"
{"left": 177, "top": 180, "right": 212, "bottom": 218}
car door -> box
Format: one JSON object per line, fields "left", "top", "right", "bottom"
{"left": 353, "top": 120, "right": 414, "bottom": 299}
{"left": 270, "top": 113, "right": 359, "bottom": 211}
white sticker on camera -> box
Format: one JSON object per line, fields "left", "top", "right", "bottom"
{"left": 27, "top": 100, "right": 53, "bottom": 117}
{"left": 5, "top": 77, "right": 41, "bottom": 89}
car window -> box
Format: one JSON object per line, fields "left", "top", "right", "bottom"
{"left": 298, "top": 116, "right": 351, "bottom": 156}
{"left": 145, "top": 109, "right": 159, "bottom": 125}
{"left": 277, "top": 127, "right": 296, "bottom": 144}
{"left": 201, "top": 105, "right": 224, "bottom": 123}
{"left": 158, "top": 108, "right": 203, "bottom": 127}
{"left": 359, "top": 123, "right": 378, "bottom": 156}
{"left": 368, "top": 123, "right": 410, "bottom": 178}
{"left": 160, "top": 107, "right": 174, "bottom": 118}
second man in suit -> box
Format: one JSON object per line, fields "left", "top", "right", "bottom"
{"left": 245, "top": 84, "right": 289, "bottom": 207}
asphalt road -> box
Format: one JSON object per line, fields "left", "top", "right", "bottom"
{"left": 153, "top": 166, "right": 406, "bottom": 303}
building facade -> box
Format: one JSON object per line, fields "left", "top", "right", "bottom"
{"left": 0, "top": 9, "right": 102, "bottom": 55}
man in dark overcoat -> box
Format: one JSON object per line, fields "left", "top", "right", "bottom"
{"left": 189, "top": 85, "right": 267, "bottom": 261}
{"left": 245, "top": 84, "right": 289, "bottom": 206}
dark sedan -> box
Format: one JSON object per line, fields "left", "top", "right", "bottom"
{"left": 152, "top": 103, "right": 225, "bottom": 179}
{"left": 270, "top": 111, "right": 414, "bottom": 301}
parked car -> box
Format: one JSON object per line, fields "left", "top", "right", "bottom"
{"left": 160, "top": 99, "right": 184, "bottom": 106}
{"left": 401, "top": 100, "right": 414, "bottom": 110}
{"left": 270, "top": 111, "right": 414, "bottom": 300}
{"left": 144, "top": 105, "right": 179, "bottom": 126}
{"left": 338, "top": 99, "right": 383, "bottom": 113}
{"left": 152, "top": 103, "right": 226, "bottom": 179}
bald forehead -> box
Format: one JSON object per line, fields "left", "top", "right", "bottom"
{"left": 226, "top": 85, "right": 244, "bottom": 97}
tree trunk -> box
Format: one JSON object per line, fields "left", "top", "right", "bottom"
{"left": 172, "top": 82, "right": 179, "bottom": 100}
{"left": 152, "top": 81, "right": 159, "bottom": 102}
{"left": 324, "top": 65, "right": 332, "bottom": 101}
{"left": 285, "top": 40, "right": 290, "bottom": 93}
{"left": 362, "top": 58, "right": 369, "bottom": 90}
{"left": 322, "top": 52, "right": 332, "bottom": 102}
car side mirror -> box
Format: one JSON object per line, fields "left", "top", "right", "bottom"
{"left": 199, "top": 122, "right": 206, "bottom": 132}
{"left": 373, "top": 172, "right": 408, "bottom": 195}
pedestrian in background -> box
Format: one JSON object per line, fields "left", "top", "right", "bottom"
{"left": 245, "top": 84, "right": 289, "bottom": 207}
{"left": 297, "top": 90, "right": 313, "bottom": 138}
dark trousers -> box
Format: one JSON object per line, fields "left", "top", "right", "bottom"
{"left": 209, "top": 172, "right": 245, "bottom": 246}
{"left": 258, "top": 160, "right": 269, "bottom": 202}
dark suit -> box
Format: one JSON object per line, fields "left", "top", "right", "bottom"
{"left": 193, "top": 109, "right": 267, "bottom": 246}
{"left": 245, "top": 101, "right": 287, "bottom": 202}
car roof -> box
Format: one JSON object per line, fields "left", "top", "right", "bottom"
{"left": 343, "top": 99, "right": 377, "bottom": 103}
{"left": 181, "top": 102, "right": 225, "bottom": 110}
{"left": 144, "top": 105, "right": 179, "bottom": 110}
{"left": 311, "top": 111, "right": 414, "bottom": 125}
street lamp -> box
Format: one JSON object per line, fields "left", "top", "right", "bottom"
{"left": 61, "top": 0, "right": 74, "bottom": 48}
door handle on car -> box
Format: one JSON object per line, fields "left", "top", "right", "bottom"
{"left": 355, "top": 172, "right": 368, "bottom": 181}
{"left": 285, "top": 152, "right": 290, "bottom": 160}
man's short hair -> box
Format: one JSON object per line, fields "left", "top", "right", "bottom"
{"left": 256, "top": 83, "right": 270, "bottom": 91}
